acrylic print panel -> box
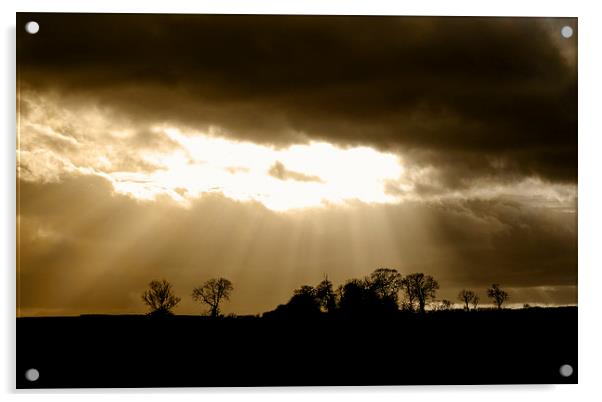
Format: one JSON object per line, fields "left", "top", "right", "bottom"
{"left": 16, "top": 13, "right": 577, "bottom": 388}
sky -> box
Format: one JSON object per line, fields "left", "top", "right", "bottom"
{"left": 16, "top": 14, "right": 577, "bottom": 316}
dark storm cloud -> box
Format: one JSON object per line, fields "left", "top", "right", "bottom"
{"left": 17, "top": 13, "right": 577, "bottom": 183}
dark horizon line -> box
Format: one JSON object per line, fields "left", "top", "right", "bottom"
{"left": 16, "top": 303, "right": 578, "bottom": 319}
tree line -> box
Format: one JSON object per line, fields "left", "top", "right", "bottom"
{"left": 141, "top": 268, "right": 510, "bottom": 317}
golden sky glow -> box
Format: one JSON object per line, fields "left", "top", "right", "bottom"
{"left": 17, "top": 15, "right": 577, "bottom": 316}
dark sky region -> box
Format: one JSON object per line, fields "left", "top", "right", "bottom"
{"left": 16, "top": 14, "right": 577, "bottom": 316}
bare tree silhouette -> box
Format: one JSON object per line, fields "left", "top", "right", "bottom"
{"left": 471, "top": 294, "right": 480, "bottom": 311}
{"left": 141, "top": 279, "right": 181, "bottom": 316}
{"left": 402, "top": 273, "right": 439, "bottom": 313}
{"left": 192, "top": 278, "right": 234, "bottom": 318}
{"left": 458, "top": 289, "right": 477, "bottom": 311}
{"left": 487, "top": 284, "right": 509, "bottom": 309}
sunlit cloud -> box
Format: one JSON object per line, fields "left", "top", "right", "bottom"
{"left": 114, "top": 127, "right": 405, "bottom": 211}
{"left": 18, "top": 93, "right": 576, "bottom": 213}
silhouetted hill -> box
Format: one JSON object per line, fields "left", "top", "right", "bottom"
{"left": 17, "top": 307, "right": 577, "bottom": 388}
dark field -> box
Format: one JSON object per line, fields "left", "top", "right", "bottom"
{"left": 17, "top": 307, "right": 577, "bottom": 388}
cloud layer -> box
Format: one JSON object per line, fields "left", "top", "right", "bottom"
{"left": 18, "top": 14, "right": 577, "bottom": 183}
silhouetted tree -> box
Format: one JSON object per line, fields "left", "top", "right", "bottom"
{"left": 337, "top": 279, "right": 368, "bottom": 315}
{"left": 141, "top": 279, "right": 181, "bottom": 316}
{"left": 471, "top": 294, "right": 480, "bottom": 311}
{"left": 192, "top": 278, "right": 233, "bottom": 317}
{"left": 400, "top": 276, "right": 417, "bottom": 312}
{"left": 367, "top": 268, "right": 403, "bottom": 304}
{"left": 458, "top": 289, "right": 477, "bottom": 311}
{"left": 402, "top": 273, "right": 439, "bottom": 313}
{"left": 316, "top": 276, "right": 337, "bottom": 313}
{"left": 337, "top": 279, "right": 366, "bottom": 313}
{"left": 337, "top": 277, "right": 398, "bottom": 317}
{"left": 281, "top": 285, "right": 321, "bottom": 317}
{"left": 487, "top": 284, "right": 509, "bottom": 309}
